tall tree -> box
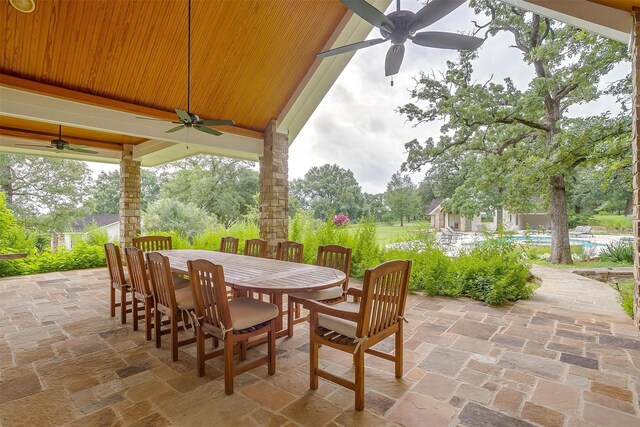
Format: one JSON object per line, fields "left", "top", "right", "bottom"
{"left": 0, "top": 154, "right": 93, "bottom": 232}
{"left": 385, "top": 173, "right": 420, "bottom": 226}
{"left": 91, "top": 169, "right": 161, "bottom": 214}
{"left": 160, "top": 156, "right": 259, "bottom": 227}
{"left": 400, "top": 1, "right": 630, "bottom": 263}
{"left": 291, "top": 164, "right": 364, "bottom": 221}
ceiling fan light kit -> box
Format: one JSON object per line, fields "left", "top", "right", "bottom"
{"left": 9, "top": 0, "right": 35, "bottom": 13}
{"left": 318, "top": 0, "right": 484, "bottom": 77}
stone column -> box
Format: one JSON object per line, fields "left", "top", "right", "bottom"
{"left": 259, "top": 120, "right": 289, "bottom": 258}
{"left": 119, "top": 144, "right": 141, "bottom": 249}
{"left": 634, "top": 11, "right": 640, "bottom": 329}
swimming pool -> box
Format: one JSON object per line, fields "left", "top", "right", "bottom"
{"left": 507, "top": 235, "right": 602, "bottom": 248}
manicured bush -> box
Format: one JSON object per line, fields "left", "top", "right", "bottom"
{"left": 599, "top": 240, "right": 634, "bottom": 263}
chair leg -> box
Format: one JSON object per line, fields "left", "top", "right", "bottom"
{"left": 309, "top": 312, "right": 318, "bottom": 390}
{"left": 268, "top": 319, "right": 276, "bottom": 376}
{"left": 145, "top": 302, "right": 152, "bottom": 341}
{"left": 287, "top": 297, "right": 294, "bottom": 337}
{"left": 171, "top": 316, "right": 179, "bottom": 362}
{"left": 395, "top": 325, "right": 404, "bottom": 379}
{"left": 132, "top": 297, "right": 139, "bottom": 331}
{"left": 355, "top": 347, "right": 365, "bottom": 411}
{"left": 196, "top": 327, "right": 205, "bottom": 377}
{"left": 110, "top": 285, "right": 116, "bottom": 317}
{"left": 239, "top": 340, "right": 247, "bottom": 361}
{"left": 224, "top": 335, "right": 234, "bottom": 395}
{"left": 120, "top": 287, "right": 127, "bottom": 324}
{"left": 155, "top": 308, "right": 162, "bottom": 348}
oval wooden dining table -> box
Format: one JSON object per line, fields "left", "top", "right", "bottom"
{"left": 156, "top": 249, "right": 346, "bottom": 337}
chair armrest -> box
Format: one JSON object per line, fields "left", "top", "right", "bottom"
{"left": 302, "top": 299, "right": 359, "bottom": 322}
{"left": 346, "top": 287, "right": 362, "bottom": 299}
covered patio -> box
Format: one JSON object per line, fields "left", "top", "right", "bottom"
{"left": 1, "top": 266, "right": 638, "bottom": 425}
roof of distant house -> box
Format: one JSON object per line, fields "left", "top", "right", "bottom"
{"left": 72, "top": 214, "right": 119, "bottom": 232}
{"left": 427, "top": 198, "right": 443, "bottom": 215}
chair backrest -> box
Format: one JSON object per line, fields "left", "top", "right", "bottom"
{"left": 219, "top": 236, "right": 239, "bottom": 254}
{"left": 133, "top": 235, "right": 172, "bottom": 252}
{"left": 583, "top": 226, "right": 592, "bottom": 233}
{"left": 146, "top": 252, "right": 177, "bottom": 309}
{"left": 440, "top": 227, "right": 451, "bottom": 236}
{"left": 104, "top": 243, "right": 126, "bottom": 287}
{"left": 244, "top": 238, "right": 267, "bottom": 258}
{"left": 317, "top": 244, "right": 352, "bottom": 290}
{"left": 188, "top": 259, "right": 232, "bottom": 333}
{"left": 276, "top": 241, "right": 304, "bottom": 263}
{"left": 124, "top": 246, "right": 152, "bottom": 297}
{"left": 356, "top": 260, "right": 412, "bottom": 339}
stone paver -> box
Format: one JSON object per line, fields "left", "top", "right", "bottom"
{"left": 0, "top": 265, "right": 639, "bottom": 426}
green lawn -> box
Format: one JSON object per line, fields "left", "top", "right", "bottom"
{"left": 590, "top": 214, "right": 632, "bottom": 234}
{"left": 375, "top": 221, "right": 430, "bottom": 245}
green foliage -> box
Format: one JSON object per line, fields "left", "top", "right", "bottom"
{"left": 0, "top": 192, "right": 31, "bottom": 252}
{"left": 599, "top": 240, "right": 634, "bottom": 263}
{"left": 591, "top": 215, "right": 632, "bottom": 233}
{"left": 290, "top": 164, "right": 364, "bottom": 221}
{"left": 143, "top": 198, "right": 212, "bottom": 239}
{"left": 91, "top": 169, "right": 162, "bottom": 214}
{"left": 567, "top": 213, "right": 593, "bottom": 229}
{"left": 191, "top": 221, "right": 260, "bottom": 253}
{"left": 612, "top": 281, "right": 634, "bottom": 318}
{"left": 385, "top": 172, "right": 421, "bottom": 226}
{"left": 159, "top": 156, "right": 259, "bottom": 227}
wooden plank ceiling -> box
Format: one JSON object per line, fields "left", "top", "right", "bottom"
{"left": 587, "top": 0, "right": 640, "bottom": 12}
{"left": 0, "top": 0, "right": 348, "bottom": 134}
{"left": 0, "top": 115, "right": 146, "bottom": 151}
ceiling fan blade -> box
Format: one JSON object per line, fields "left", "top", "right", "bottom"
{"left": 199, "top": 119, "right": 236, "bottom": 126}
{"left": 16, "top": 144, "right": 53, "bottom": 148}
{"left": 318, "top": 38, "right": 387, "bottom": 58}
{"left": 341, "top": 0, "right": 395, "bottom": 31}
{"left": 385, "top": 44, "right": 405, "bottom": 77}
{"left": 409, "top": 0, "right": 466, "bottom": 33}
{"left": 175, "top": 109, "right": 192, "bottom": 123}
{"left": 166, "top": 125, "right": 185, "bottom": 133}
{"left": 412, "top": 31, "right": 484, "bottom": 50}
{"left": 67, "top": 146, "right": 99, "bottom": 154}
{"left": 194, "top": 126, "right": 222, "bottom": 136}
{"left": 136, "top": 116, "right": 167, "bottom": 121}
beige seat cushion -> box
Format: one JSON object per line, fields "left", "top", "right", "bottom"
{"left": 228, "top": 297, "right": 279, "bottom": 330}
{"left": 289, "top": 286, "right": 344, "bottom": 301}
{"left": 317, "top": 301, "right": 360, "bottom": 338}
{"left": 174, "top": 287, "right": 194, "bottom": 310}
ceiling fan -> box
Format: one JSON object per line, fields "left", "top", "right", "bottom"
{"left": 318, "top": 0, "right": 485, "bottom": 77}
{"left": 137, "top": 0, "right": 235, "bottom": 136}
{"left": 16, "top": 125, "right": 98, "bottom": 154}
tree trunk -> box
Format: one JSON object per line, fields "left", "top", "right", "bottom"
{"left": 625, "top": 194, "right": 633, "bottom": 216}
{"left": 575, "top": 205, "right": 581, "bottom": 214}
{"left": 549, "top": 175, "right": 573, "bottom": 264}
{"left": 496, "top": 207, "right": 503, "bottom": 228}
{"left": 400, "top": 214, "right": 404, "bottom": 227}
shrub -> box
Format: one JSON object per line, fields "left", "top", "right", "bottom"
{"left": 143, "top": 198, "right": 211, "bottom": 239}
{"left": 191, "top": 220, "right": 260, "bottom": 253}
{"left": 612, "top": 281, "right": 634, "bottom": 318}
{"left": 599, "top": 240, "right": 634, "bottom": 263}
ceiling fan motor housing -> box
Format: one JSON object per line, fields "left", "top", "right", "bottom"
{"left": 383, "top": 10, "right": 416, "bottom": 44}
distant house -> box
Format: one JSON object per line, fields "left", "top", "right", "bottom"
{"left": 56, "top": 214, "right": 120, "bottom": 250}
{"left": 427, "top": 200, "right": 550, "bottom": 232}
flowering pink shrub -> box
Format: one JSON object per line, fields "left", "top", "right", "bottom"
{"left": 333, "top": 213, "right": 350, "bottom": 227}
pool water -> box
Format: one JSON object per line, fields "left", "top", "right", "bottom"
{"left": 507, "top": 235, "right": 602, "bottom": 248}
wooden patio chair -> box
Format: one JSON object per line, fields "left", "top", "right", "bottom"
{"left": 305, "top": 259, "right": 412, "bottom": 411}
{"left": 276, "top": 240, "right": 304, "bottom": 263}
{"left": 133, "top": 235, "right": 172, "bottom": 252}
{"left": 244, "top": 238, "right": 267, "bottom": 258}
{"left": 188, "top": 259, "right": 278, "bottom": 395}
{"left": 287, "top": 244, "right": 352, "bottom": 337}
{"left": 104, "top": 243, "right": 130, "bottom": 324}
{"left": 124, "top": 246, "right": 155, "bottom": 340}
{"left": 146, "top": 252, "right": 196, "bottom": 361}
{"left": 219, "top": 236, "right": 239, "bottom": 254}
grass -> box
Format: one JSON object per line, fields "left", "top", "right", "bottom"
{"left": 375, "top": 221, "right": 429, "bottom": 245}
{"left": 610, "top": 281, "right": 634, "bottom": 318}
{"left": 590, "top": 214, "right": 632, "bottom": 234}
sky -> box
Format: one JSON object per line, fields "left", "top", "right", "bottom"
{"left": 88, "top": 0, "right": 630, "bottom": 194}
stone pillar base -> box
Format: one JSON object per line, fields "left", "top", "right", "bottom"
{"left": 119, "top": 144, "right": 141, "bottom": 250}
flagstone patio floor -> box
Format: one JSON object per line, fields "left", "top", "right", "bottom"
{"left": 0, "top": 265, "right": 639, "bottom": 426}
